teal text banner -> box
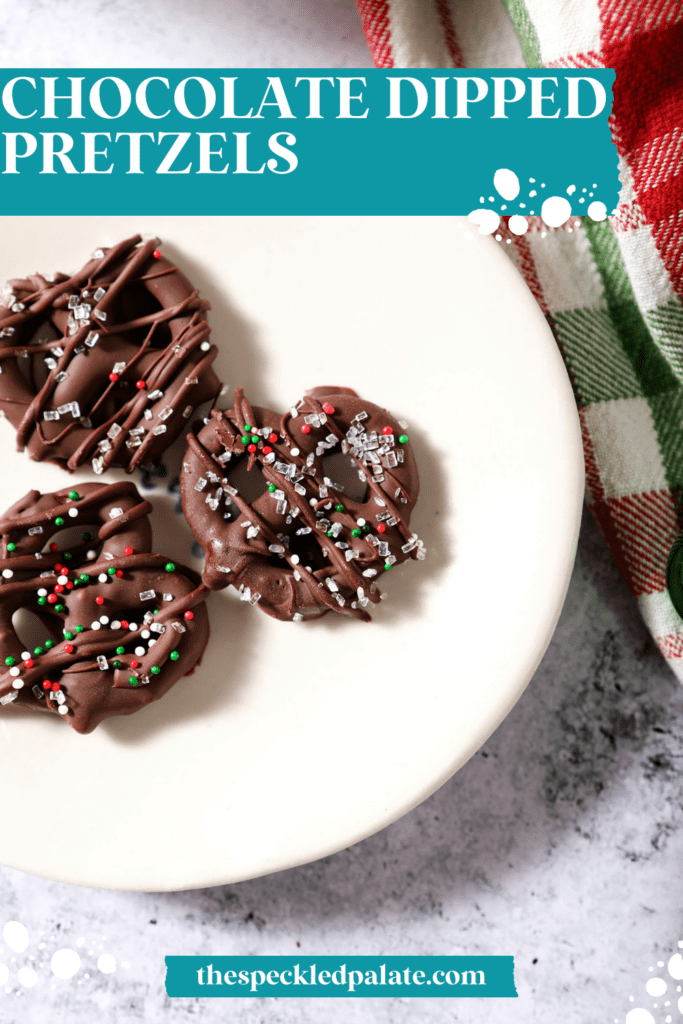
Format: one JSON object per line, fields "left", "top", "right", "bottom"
{"left": 165, "top": 955, "right": 517, "bottom": 998}
{"left": 0, "top": 69, "right": 617, "bottom": 216}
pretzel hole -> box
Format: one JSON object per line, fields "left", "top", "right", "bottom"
{"left": 321, "top": 452, "right": 368, "bottom": 504}
{"left": 42, "top": 525, "right": 99, "bottom": 555}
{"left": 116, "top": 282, "right": 172, "bottom": 348}
{"left": 228, "top": 457, "right": 268, "bottom": 504}
{"left": 13, "top": 608, "right": 59, "bottom": 652}
{"left": 287, "top": 531, "right": 330, "bottom": 572}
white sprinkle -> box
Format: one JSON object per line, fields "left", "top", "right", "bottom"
{"left": 58, "top": 705, "right": 69, "bottom": 715}
{"left": 111, "top": 620, "right": 121, "bottom": 629}
{"left": 128, "top": 622, "right": 138, "bottom": 631}
{"left": 290, "top": 554, "right": 300, "bottom": 564}
{"left": 37, "top": 588, "right": 47, "bottom": 597}
{"left": 68, "top": 508, "right": 78, "bottom": 518}
{"left": 109, "top": 508, "right": 123, "bottom": 519}
{"left": 87, "top": 550, "right": 97, "bottom": 560}
{"left": 98, "top": 573, "right": 108, "bottom": 583}
{"left": 91, "top": 621, "right": 101, "bottom": 630}
{"left": 148, "top": 638, "right": 156, "bottom": 647}
{"left": 9, "top": 667, "right": 20, "bottom": 677}
{"left": 200, "top": 341, "right": 210, "bottom": 352}
{"left": 2, "top": 569, "right": 13, "bottom": 579}
{"left": 99, "top": 616, "right": 109, "bottom": 625}
{"left": 141, "top": 630, "right": 151, "bottom": 639}
{"left": 356, "top": 518, "right": 366, "bottom": 527}
{"left": 20, "top": 652, "right": 30, "bottom": 661}
{"left": 57, "top": 575, "right": 68, "bottom": 585}
{"left": 290, "top": 448, "right": 300, "bottom": 457}
{"left": 163, "top": 593, "right": 173, "bottom": 601}
{"left": 134, "top": 646, "right": 145, "bottom": 657}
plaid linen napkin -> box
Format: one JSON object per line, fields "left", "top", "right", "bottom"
{"left": 356, "top": 0, "right": 683, "bottom": 680}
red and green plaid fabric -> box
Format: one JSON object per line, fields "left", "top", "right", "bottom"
{"left": 357, "top": 0, "right": 683, "bottom": 679}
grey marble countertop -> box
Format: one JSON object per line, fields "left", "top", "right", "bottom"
{"left": 1, "top": 3, "right": 681, "bottom": 1023}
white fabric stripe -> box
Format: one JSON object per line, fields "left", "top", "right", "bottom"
{"left": 616, "top": 220, "right": 678, "bottom": 312}
{"left": 632, "top": 126, "right": 683, "bottom": 194}
{"left": 556, "top": 308, "right": 642, "bottom": 400}
{"left": 639, "top": 591, "right": 683, "bottom": 643}
{"left": 387, "top": 0, "right": 452, "bottom": 67}
{"left": 523, "top": 0, "right": 601, "bottom": 64}
{"left": 582, "top": 397, "right": 667, "bottom": 499}
{"left": 528, "top": 225, "right": 605, "bottom": 312}
{"left": 448, "top": 0, "right": 524, "bottom": 67}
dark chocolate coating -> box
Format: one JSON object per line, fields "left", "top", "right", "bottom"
{"left": 180, "top": 386, "right": 423, "bottom": 622}
{"left": 0, "top": 235, "right": 222, "bottom": 473}
{"left": 0, "top": 482, "right": 209, "bottom": 733}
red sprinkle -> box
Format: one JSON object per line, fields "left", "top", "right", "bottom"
{"left": 135, "top": 380, "right": 146, "bottom": 390}
{"left": 120, "top": 620, "right": 129, "bottom": 629}
{"left": 247, "top": 443, "right": 257, "bottom": 453}
{"left": 377, "top": 523, "right": 386, "bottom": 534}
{"left": 262, "top": 446, "right": 273, "bottom": 455}
{"left": 42, "top": 680, "right": 51, "bottom": 689}
{"left": 130, "top": 660, "right": 139, "bottom": 669}
{"left": 65, "top": 582, "right": 74, "bottom": 590}
{"left": 184, "top": 610, "right": 194, "bottom": 620}
{"left": 115, "top": 569, "right": 124, "bottom": 579}
{"left": 268, "top": 433, "right": 278, "bottom": 444}
{"left": 382, "top": 426, "right": 392, "bottom": 436}
{"left": 24, "top": 659, "right": 34, "bottom": 669}
{"left": 301, "top": 424, "right": 311, "bottom": 434}
{"left": 63, "top": 643, "right": 74, "bottom": 654}
{"left": 50, "top": 543, "right": 59, "bottom": 553}
{"left": 51, "top": 682, "right": 60, "bottom": 692}
{"left": 322, "top": 403, "right": 335, "bottom": 414}
{"left": 109, "top": 372, "right": 119, "bottom": 383}
{"left": 153, "top": 249, "right": 161, "bottom": 259}
{"left": 54, "top": 584, "right": 64, "bottom": 594}
{"left": 95, "top": 595, "right": 104, "bottom": 606}
{"left": 47, "top": 594, "right": 58, "bottom": 605}
{"left": 124, "top": 546, "right": 134, "bottom": 556}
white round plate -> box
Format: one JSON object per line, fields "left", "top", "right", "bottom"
{"left": 0, "top": 217, "right": 583, "bottom": 890}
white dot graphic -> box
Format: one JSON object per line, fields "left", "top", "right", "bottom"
{"left": 588, "top": 200, "right": 607, "bottom": 221}
{"left": 668, "top": 954, "right": 683, "bottom": 979}
{"left": 493, "top": 168, "right": 520, "bottom": 201}
{"left": 467, "top": 209, "right": 500, "bottom": 235}
{"left": 646, "top": 978, "right": 667, "bottom": 997}
{"left": 51, "top": 949, "right": 80, "bottom": 980}
{"left": 541, "top": 196, "right": 571, "bottom": 228}
{"left": 626, "top": 1009, "right": 655, "bottom": 1024}
{"left": 97, "top": 954, "right": 116, "bottom": 974}
{"left": 567, "top": 184, "right": 576, "bottom": 195}
{"left": 508, "top": 215, "right": 529, "bottom": 236}
{"left": 3, "top": 922, "right": 29, "bottom": 953}
{"left": 18, "top": 967, "right": 37, "bottom": 988}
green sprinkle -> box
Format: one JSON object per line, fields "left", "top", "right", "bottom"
{"left": 74, "top": 625, "right": 84, "bottom": 633}
{"left": 4, "top": 656, "right": 15, "bottom": 667}
{"left": 63, "top": 552, "right": 72, "bottom": 561}
{"left": 68, "top": 490, "right": 80, "bottom": 501}
{"left": 251, "top": 434, "right": 259, "bottom": 444}
{"left": 115, "top": 646, "right": 125, "bottom": 655}
{"left": 54, "top": 516, "right": 64, "bottom": 527}
{"left": 169, "top": 651, "right": 180, "bottom": 662}
{"left": 107, "top": 566, "right": 117, "bottom": 576}
{"left": 54, "top": 604, "right": 65, "bottom": 613}
{"left": 362, "top": 524, "right": 371, "bottom": 533}
{"left": 240, "top": 435, "right": 250, "bottom": 445}
{"left": 79, "top": 573, "right": 90, "bottom": 583}
{"left": 63, "top": 631, "right": 74, "bottom": 641}
{"left": 33, "top": 646, "right": 44, "bottom": 656}
{"left": 44, "top": 640, "right": 54, "bottom": 650}
{"left": 6, "top": 542, "right": 15, "bottom": 552}
{"left": 128, "top": 676, "right": 138, "bottom": 686}
{"left": 384, "top": 562, "right": 392, "bottom": 571}
{"left": 268, "top": 484, "right": 277, "bottom": 493}
{"left": 151, "top": 665, "right": 161, "bottom": 675}
{"left": 351, "top": 528, "right": 362, "bottom": 538}
{"left": 336, "top": 504, "right": 344, "bottom": 512}
{"left": 326, "top": 530, "right": 334, "bottom": 538}
{"left": 112, "top": 660, "right": 122, "bottom": 669}
{"left": 81, "top": 532, "right": 91, "bottom": 542}
{"left": 165, "top": 562, "right": 175, "bottom": 573}
{"left": 243, "top": 424, "right": 252, "bottom": 433}
{"left": 399, "top": 434, "right": 408, "bottom": 444}
{"left": 153, "top": 609, "right": 158, "bottom": 614}
{"left": 37, "top": 596, "right": 47, "bottom": 606}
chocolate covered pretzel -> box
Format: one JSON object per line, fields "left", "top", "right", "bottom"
{"left": 181, "top": 386, "right": 424, "bottom": 622}
{"left": 0, "top": 482, "right": 209, "bottom": 733}
{"left": 0, "top": 234, "right": 222, "bottom": 473}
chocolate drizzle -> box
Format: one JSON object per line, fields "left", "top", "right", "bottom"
{"left": 0, "top": 482, "right": 210, "bottom": 733}
{"left": 181, "top": 386, "right": 424, "bottom": 622}
{"left": 0, "top": 235, "right": 222, "bottom": 473}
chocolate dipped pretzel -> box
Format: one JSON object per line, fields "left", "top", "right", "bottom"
{"left": 0, "top": 482, "right": 209, "bottom": 733}
{"left": 0, "top": 234, "right": 222, "bottom": 473}
{"left": 181, "top": 386, "right": 424, "bottom": 622}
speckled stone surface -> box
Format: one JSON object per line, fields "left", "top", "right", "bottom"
{"left": 1, "top": 3, "right": 682, "bottom": 1022}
